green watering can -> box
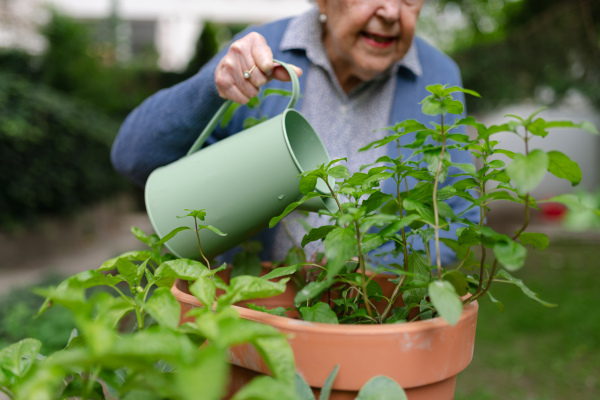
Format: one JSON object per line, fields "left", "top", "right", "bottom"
{"left": 145, "top": 60, "right": 336, "bottom": 260}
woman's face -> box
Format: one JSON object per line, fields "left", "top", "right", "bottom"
{"left": 317, "top": 0, "right": 424, "bottom": 91}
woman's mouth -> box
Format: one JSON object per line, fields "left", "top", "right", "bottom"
{"left": 361, "top": 31, "right": 397, "bottom": 48}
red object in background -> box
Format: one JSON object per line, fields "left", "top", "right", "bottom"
{"left": 540, "top": 202, "right": 568, "bottom": 221}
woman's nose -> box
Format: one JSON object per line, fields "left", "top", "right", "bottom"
{"left": 375, "top": 0, "right": 401, "bottom": 23}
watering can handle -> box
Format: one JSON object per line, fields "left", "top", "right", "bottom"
{"left": 186, "top": 59, "right": 300, "bottom": 156}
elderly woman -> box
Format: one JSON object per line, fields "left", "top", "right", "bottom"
{"left": 111, "top": 0, "right": 478, "bottom": 264}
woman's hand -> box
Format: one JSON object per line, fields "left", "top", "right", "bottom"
{"left": 214, "top": 32, "right": 303, "bottom": 104}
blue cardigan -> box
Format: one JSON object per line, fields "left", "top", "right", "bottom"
{"left": 111, "top": 17, "right": 479, "bottom": 264}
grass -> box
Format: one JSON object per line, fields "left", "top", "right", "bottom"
{"left": 455, "top": 238, "right": 600, "bottom": 400}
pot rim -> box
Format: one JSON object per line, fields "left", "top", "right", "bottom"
{"left": 172, "top": 278, "right": 479, "bottom": 335}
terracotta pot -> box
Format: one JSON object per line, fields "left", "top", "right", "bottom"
{"left": 171, "top": 271, "right": 478, "bottom": 400}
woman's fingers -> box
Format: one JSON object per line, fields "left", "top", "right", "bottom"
{"left": 214, "top": 32, "right": 303, "bottom": 104}
{"left": 271, "top": 63, "right": 303, "bottom": 82}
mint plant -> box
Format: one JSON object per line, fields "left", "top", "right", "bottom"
{"left": 0, "top": 223, "right": 297, "bottom": 400}
{"left": 266, "top": 84, "right": 598, "bottom": 326}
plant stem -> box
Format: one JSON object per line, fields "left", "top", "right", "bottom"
{"left": 0, "top": 387, "right": 14, "bottom": 399}
{"left": 476, "top": 244, "right": 487, "bottom": 293}
{"left": 471, "top": 258, "right": 499, "bottom": 303}
{"left": 325, "top": 180, "right": 344, "bottom": 216}
{"left": 194, "top": 217, "right": 211, "bottom": 269}
{"left": 353, "top": 220, "right": 374, "bottom": 320}
{"left": 432, "top": 113, "right": 447, "bottom": 280}
{"left": 380, "top": 274, "right": 406, "bottom": 322}
{"left": 83, "top": 366, "right": 101, "bottom": 399}
{"left": 380, "top": 176, "right": 410, "bottom": 322}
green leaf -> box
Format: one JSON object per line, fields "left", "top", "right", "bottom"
{"left": 270, "top": 192, "right": 325, "bottom": 228}
{"left": 98, "top": 250, "right": 158, "bottom": 271}
{"left": 231, "top": 251, "right": 263, "bottom": 278}
{"left": 0, "top": 338, "right": 41, "bottom": 377}
{"left": 506, "top": 149, "right": 549, "bottom": 195}
{"left": 361, "top": 233, "right": 385, "bottom": 253}
{"left": 301, "top": 225, "right": 336, "bottom": 247}
{"left": 246, "top": 304, "right": 289, "bottom": 317}
{"left": 155, "top": 226, "right": 192, "bottom": 246}
{"left": 443, "top": 271, "right": 469, "bottom": 296}
{"left": 379, "top": 214, "right": 420, "bottom": 237}
{"left": 493, "top": 240, "right": 527, "bottom": 271}
{"left": 260, "top": 265, "right": 301, "bottom": 281}
{"left": 295, "top": 281, "right": 332, "bottom": 306}
{"left": 189, "top": 277, "right": 217, "bottom": 308}
{"left": 155, "top": 259, "right": 210, "bottom": 281}
{"left": 220, "top": 101, "right": 241, "bottom": 127}
{"left": 92, "top": 292, "right": 135, "bottom": 328}
{"left": 495, "top": 270, "right": 557, "bottom": 307}
{"left": 428, "top": 280, "right": 463, "bottom": 326}
{"left": 286, "top": 247, "right": 306, "bottom": 266}
{"left": 179, "top": 208, "right": 207, "bottom": 220}
{"left": 547, "top": 150, "right": 582, "bottom": 186}
{"left": 243, "top": 115, "right": 268, "bottom": 129}
{"left": 230, "top": 376, "right": 298, "bottom": 400}
{"left": 61, "top": 376, "right": 106, "bottom": 400}
{"left": 116, "top": 258, "right": 145, "bottom": 289}
{"left": 198, "top": 224, "right": 227, "bottom": 237}
{"left": 175, "top": 345, "right": 229, "bottom": 400}
{"left": 67, "top": 269, "right": 124, "bottom": 289}
{"left": 252, "top": 335, "right": 296, "bottom": 386}
{"left": 218, "top": 276, "right": 289, "bottom": 308}
{"left": 402, "top": 253, "right": 431, "bottom": 306}
{"left": 457, "top": 226, "right": 481, "bottom": 247}
{"left": 130, "top": 226, "right": 156, "bottom": 248}
{"left": 299, "top": 174, "right": 318, "bottom": 194}
{"left": 443, "top": 86, "right": 481, "bottom": 98}
{"left": 487, "top": 159, "right": 506, "bottom": 169}
{"left": 319, "top": 364, "right": 339, "bottom": 400}
{"left": 519, "top": 232, "right": 549, "bottom": 250}
{"left": 356, "top": 376, "right": 407, "bottom": 400}
{"left": 324, "top": 227, "right": 356, "bottom": 281}
{"left": 295, "top": 373, "right": 316, "bottom": 400}
{"left": 488, "top": 291, "right": 505, "bottom": 313}
{"left": 362, "top": 191, "right": 393, "bottom": 213}
{"left": 328, "top": 165, "right": 350, "bottom": 179}
{"left": 402, "top": 199, "right": 435, "bottom": 226}
{"left": 544, "top": 119, "right": 599, "bottom": 134}
{"left": 144, "top": 287, "right": 180, "bottom": 329}
{"left": 299, "top": 302, "right": 339, "bottom": 324}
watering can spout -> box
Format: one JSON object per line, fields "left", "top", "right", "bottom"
{"left": 145, "top": 60, "right": 335, "bottom": 260}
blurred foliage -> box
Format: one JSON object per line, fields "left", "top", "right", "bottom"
{"left": 37, "top": 10, "right": 162, "bottom": 120}
{"left": 0, "top": 12, "right": 239, "bottom": 228}
{"left": 422, "top": 0, "right": 600, "bottom": 113}
{"left": 0, "top": 274, "right": 75, "bottom": 355}
{"left": 0, "top": 71, "right": 129, "bottom": 227}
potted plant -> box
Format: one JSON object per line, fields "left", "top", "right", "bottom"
{"left": 0, "top": 221, "right": 404, "bottom": 400}
{"left": 169, "top": 84, "right": 598, "bottom": 399}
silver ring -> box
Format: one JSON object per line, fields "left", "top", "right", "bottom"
{"left": 243, "top": 65, "right": 256, "bottom": 80}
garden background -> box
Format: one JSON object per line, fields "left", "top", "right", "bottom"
{"left": 0, "top": 1, "right": 599, "bottom": 399}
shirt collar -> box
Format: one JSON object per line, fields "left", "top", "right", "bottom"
{"left": 280, "top": 7, "right": 423, "bottom": 79}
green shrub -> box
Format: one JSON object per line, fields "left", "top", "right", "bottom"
{"left": 0, "top": 274, "right": 75, "bottom": 355}
{"left": 0, "top": 72, "right": 129, "bottom": 227}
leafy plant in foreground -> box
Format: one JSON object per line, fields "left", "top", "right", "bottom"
{"left": 0, "top": 224, "right": 296, "bottom": 400}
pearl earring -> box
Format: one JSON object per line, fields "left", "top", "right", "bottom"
{"left": 319, "top": 13, "right": 327, "bottom": 23}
